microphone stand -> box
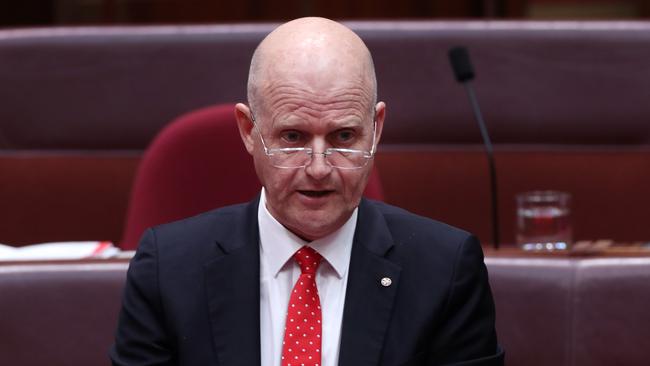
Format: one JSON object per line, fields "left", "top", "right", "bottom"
{"left": 449, "top": 47, "right": 500, "bottom": 249}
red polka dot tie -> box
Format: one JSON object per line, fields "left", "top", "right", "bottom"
{"left": 281, "top": 246, "right": 323, "bottom": 366}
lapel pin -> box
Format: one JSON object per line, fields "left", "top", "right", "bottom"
{"left": 380, "top": 277, "right": 392, "bottom": 287}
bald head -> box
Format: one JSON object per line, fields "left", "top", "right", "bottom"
{"left": 247, "top": 17, "right": 377, "bottom": 115}
{"left": 234, "top": 17, "right": 386, "bottom": 241}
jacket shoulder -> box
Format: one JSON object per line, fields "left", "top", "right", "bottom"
{"left": 138, "top": 200, "right": 256, "bottom": 263}
{"left": 146, "top": 202, "right": 244, "bottom": 241}
{"left": 365, "top": 199, "right": 473, "bottom": 245}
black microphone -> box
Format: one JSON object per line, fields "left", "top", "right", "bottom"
{"left": 448, "top": 47, "right": 500, "bottom": 250}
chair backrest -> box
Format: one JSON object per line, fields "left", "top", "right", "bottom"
{"left": 120, "top": 104, "right": 384, "bottom": 249}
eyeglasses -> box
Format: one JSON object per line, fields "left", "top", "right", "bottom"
{"left": 250, "top": 113, "right": 377, "bottom": 170}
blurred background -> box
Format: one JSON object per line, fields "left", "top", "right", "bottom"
{"left": 2, "top": 0, "right": 650, "bottom": 27}
{"left": 2, "top": 0, "right": 650, "bottom": 248}
{"left": 2, "top": 3, "right": 650, "bottom": 366}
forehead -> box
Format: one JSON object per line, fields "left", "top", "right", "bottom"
{"left": 257, "top": 79, "right": 374, "bottom": 129}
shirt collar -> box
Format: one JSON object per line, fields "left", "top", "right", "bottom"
{"left": 258, "top": 187, "right": 357, "bottom": 279}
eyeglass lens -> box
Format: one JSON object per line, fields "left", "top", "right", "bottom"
{"left": 270, "top": 149, "right": 368, "bottom": 169}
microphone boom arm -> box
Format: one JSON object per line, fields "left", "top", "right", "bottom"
{"left": 464, "top": 83, "right": 500, "bottom": 249}
{"left": 448, "top": 46, "right": 500, "bottom": 249}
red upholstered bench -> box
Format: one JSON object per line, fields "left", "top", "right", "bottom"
{"left": 0, "top": 22, "right": 649, "bottom": 246}
{"left": 2, "top": 256, "right": 649, "bottom": 366}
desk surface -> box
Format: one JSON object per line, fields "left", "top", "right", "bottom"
{"left": 1, "top": 242, "right": 649, "bottom": 268}
{"left": 485, "top": 240, "right": 650, "bottom": 258}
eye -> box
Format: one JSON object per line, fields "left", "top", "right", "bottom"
{"left": 333, "top": 129, "right": 356, "bottom": 144}
{"left": 280, "top": 130, "right": 304, "bottom": 144}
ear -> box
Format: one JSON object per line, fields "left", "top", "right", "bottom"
{"left": 234, "top": 103, "right": 256, "bottom": 155}
{"left": 373, "top": 101, "right": 386, "bottom": 146}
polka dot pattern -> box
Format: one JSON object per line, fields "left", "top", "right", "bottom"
{"left": 281, "top": 246, "right": 323, "bottom": 366}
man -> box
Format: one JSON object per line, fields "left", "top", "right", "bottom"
{"left": 111, "top": 17, "right": 503, "bottom": 366}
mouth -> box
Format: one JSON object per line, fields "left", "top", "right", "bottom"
{"left": 298, "top": 190, "right": 335, "bottom": 198}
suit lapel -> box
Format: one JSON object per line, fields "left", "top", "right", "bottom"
{"left": 201, "top": 197, "right": 402, "bottom": 365}
{"left": 204, "top": 198, "right": 261, "bottom": 365}
{"left": 339, "top": 199, "right": 402, "bottom": 366}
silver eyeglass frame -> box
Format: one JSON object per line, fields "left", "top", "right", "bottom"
{"left": 249, "top": 111, "right": 377, "bottom": 170}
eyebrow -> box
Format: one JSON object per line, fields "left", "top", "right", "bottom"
{"left": 268, "top": 117, "right": 365, "bottom": 131}
{"left": 330, "top": 116, "right": 366, "bottom": 127}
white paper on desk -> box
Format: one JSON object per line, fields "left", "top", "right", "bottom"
{"left": 0, "top": 241, "right": 120, "bottom": 261}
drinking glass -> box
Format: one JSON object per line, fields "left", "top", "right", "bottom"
{"left": 516, "top": 191, "right": 572, "bottom": 251}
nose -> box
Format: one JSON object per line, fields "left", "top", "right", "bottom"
{"left": 304, "top": 151, "right": 333, "bottom": 180}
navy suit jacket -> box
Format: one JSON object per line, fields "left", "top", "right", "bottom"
{"left": 110, "top": 197, "right": 504, "bottom": 365}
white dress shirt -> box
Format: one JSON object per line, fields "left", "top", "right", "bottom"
{"left": 259, "top": 188, "right": 357, "bottom": 366}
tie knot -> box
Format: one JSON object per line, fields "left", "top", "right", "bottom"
{"left": 293, "top": 246, "right": 322, "bottom": 274}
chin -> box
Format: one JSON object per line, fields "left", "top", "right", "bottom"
{"left": 291, "top": 218, "right": 333, "bottom": 241}
{"left": 293, "top": 212, "right": 349, "bottom": 241}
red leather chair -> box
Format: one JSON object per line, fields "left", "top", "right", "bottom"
{"left": 120, "top": 104, "right": 384, "bottom": 250}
